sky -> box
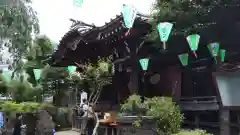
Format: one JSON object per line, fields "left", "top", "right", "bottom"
{"left": 32, "top": 0, "right": 155, "bottom": 43}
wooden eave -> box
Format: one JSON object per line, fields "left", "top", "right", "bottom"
{"left": 50, "top": 13, "right": 151, "bottom": 66}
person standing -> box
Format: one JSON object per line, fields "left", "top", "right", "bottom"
{"left": 86, "top": 104, "right": 94, "bottom": 135}
{"left": 80, "top": 99, "right": 95, "bottom": 135}
{"left": 12, "top": 113, "right": 22, "bottom": 135}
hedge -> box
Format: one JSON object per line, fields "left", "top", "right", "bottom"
{"left": 0, "top": 101, "right": 72, "bottom": 129}
{"left": 175, "top": 129, "right": 213, "bottom": 135}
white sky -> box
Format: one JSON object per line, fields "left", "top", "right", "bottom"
{"left": 32, "top": 0, "right": 155, "bottom": 42}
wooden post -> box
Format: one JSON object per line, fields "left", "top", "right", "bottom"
{"left": 220, "top": 108, "right": 230, "bottom": 135}
{"left": 128, "top": 41, "right": 139, "bottom": 94}
{"left": 237, "top": 113, "right": 240, "bottom": 135}
{"left": 194, "top": 112, "right": 200, "bottom": 128}
{"left": 128, "top": 68, "right": 139, "bottom": 94}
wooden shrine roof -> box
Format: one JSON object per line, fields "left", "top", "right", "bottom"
{"left": 47, "top": 4, "right": 240, "bottom": 70}
{"left": 49, "top": 13, "right": 151, "bottom": 66}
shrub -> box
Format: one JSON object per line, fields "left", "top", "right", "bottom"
{"left": 120, "top": 94, "right": 183, "bottom": 135}
{"left": 120, "top": 94, "right": 142, "bottom": 115}
{"left": 175, "top": 129, "right": 213, "bottom": 135}
{"left": 0, "top": 101, "right": 72, "bottom": 129}
{"left": 0, "top": 101, "right": 41, "bottom": 115}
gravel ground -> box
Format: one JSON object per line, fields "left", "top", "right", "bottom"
{"left": 56, "top": 130, "right": 79, "bottom": 135}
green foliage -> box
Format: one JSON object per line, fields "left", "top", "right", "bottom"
{"left": 80, "top": 56, "right": 113, "bottom": 104}
{"left": 146, "top": 97, "right": 183, "bottom": 134}
{"left": 24, "top": 35, "right": 54, "bottom": 84}
{"left": 148, "top": 0, "right": 220, "bottom": 40}
{"left": 41, "top": 66, "right": 69, "bottom": 80}
{"left": 8, "top": 80, "right": 36, "bottom": 102}
{"left": 81, "top": 56, "right": 113, "bottom": 79}
{"left": 26, "top": 35, "right": 54, "bottom": 61}
{"left": 120, "top": 94, "right": 142, "bottom": 114}
{"left": 0, "top": 75, "right": 8, "bottom": 94}
{"left": 175, "top": 129, "right": 213, "bottom": 135}
{"left": 0, "top": 101, "right": 41, "bottom": 113}
{"left": 0, "top": 101, "right": 72, "bottom": 129}
{"left": 0, "top": 0, "right": 39, "bottom": 63}
{"left": 120, "top": 94, "right": 183, "bottom": 135}
{"left": 0, "top": 101, "right": 70, "bottom": 114}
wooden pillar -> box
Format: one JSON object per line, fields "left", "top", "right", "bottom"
{"left": 128, "top": 41, "right": 139, "bottom": 94}
{"left": 128, "top": 67, "right": 139, "bottom": 94}
{"left": 237, "top": 112, "right": 240, "bottom": 134}
{"left": 194, "top": 112, "right": 200, "bottom": 128}
{"left": 219, "top": 108, "right": 230, "bottom": 135}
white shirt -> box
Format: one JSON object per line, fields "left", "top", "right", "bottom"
{"left": 82, "top": 104, "right": 89, "bottom": 111}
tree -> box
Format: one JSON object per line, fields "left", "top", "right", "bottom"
{"left": 24, "top": 35, "right": 54, "bottom": 84}
{"left": 0, "top": 0, "right": 39, "bottom": 66}
{"left": 120, "top": 95, "right": 183, "bottom": 135}
{"left": 40, "top": 66, "right": 72, "bottom": 105}
{"left": 80, "top": 57, "right": 113, "bottom": 105}
{"left": 8, "top": 80, "right": 36, "bottom": 103}
{"left": 0, "top": 35, "right": 54, "bottom": 103}
{"left": 148, "top": 0, "right": 237, "bottom": 41}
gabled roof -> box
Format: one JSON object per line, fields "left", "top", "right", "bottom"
{"left": 50, "top": 13, "right": 152, "bottom": 65}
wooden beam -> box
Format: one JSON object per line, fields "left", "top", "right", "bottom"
{"left": 178, "top": 101, "right": 219, "bottom": 111}
{"left": 136, "top": 41, "right": 145, "bottom": 54}
{"left": 123, "top": 41, "right": 131, "bottom": 53}
{"left": 113, "top": 56, "right": 130, "bottom": 64}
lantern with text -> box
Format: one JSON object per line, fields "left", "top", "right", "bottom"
{"left": 139, "top": 58, "right": 149, "bottom": 71}
{"left": 139, "top": 58, "right": 149, "bottom": 103}
{"left": 186, "top": 34, "right": 200, "bottom": 57}
{"left": 33, "top": 69, "right": 42, "bottom": 82}
{"left": 73, "top": 0, "right": 83, "bottom": 7}
{"left": 207, "top": 42, "right": 220, "bottom": 63}
{"left": 122, "top": 4, "right": 137, "bottom": 36}
{"left": 178, "top": 53, "right": 189, "bottom": 66}
{"left": 157, "top": 22, "right": 173, "bottom": 50}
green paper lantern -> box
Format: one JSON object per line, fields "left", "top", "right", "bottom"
{"left": 220, "top": 49, "right": 226, "bottom": 62}
{"left": 122, "top": 4, "right": 137, "bottom": 28}
{"left": 207, "top": 42, "right": 220, "bottom": 57}
{"left": 157, "top": 22, "right": 173, "bottom": 42}
{"left": 67, "top": 66, "right": 77, "bottom": 73}
{"left": 2, "top": 71, "right": 11, "bottom": 82}
{"left": 186, "top": 34, "right": 200, "bottom": 51}
{"left": 139, "top": 58, "right": 149, "bottom": 71}
{"left": 73, "top": 0, "right": 83, "bottom": 7}
{"left": 178, "top": 53, "right": 189, "bottom": 66}
{"left": 33, "top": 69, "right": 42, "bottom": 81}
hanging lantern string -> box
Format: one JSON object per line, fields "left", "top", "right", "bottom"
{"left": 124, "top": 28, "right": 131, "bottom": 36}
{"left": 193, "top": 51, "right": 197, "bottom": 58}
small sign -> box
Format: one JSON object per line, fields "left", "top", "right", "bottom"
{"left": 33, "top": 69, "right": 42, "bottom": 81}
{"left": 207, "top": 42, "right": 220, "bottom": 57}
{"left": 0, "top": 112, "right": 4, "bottom": 128}
{"left": 178, "top": 53, "right": 189, "bottom": 66}
{"left": 139, "top": 58, "right": 149, "bottom": 71}
{"left": 186, "top": 34, "right": 200, "bottom": 51}
{"left": 122, "top": 4, "right": 137, "bottom": 28}
{"left": 157, "top": 22, "right": 173, "bottom": 42}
